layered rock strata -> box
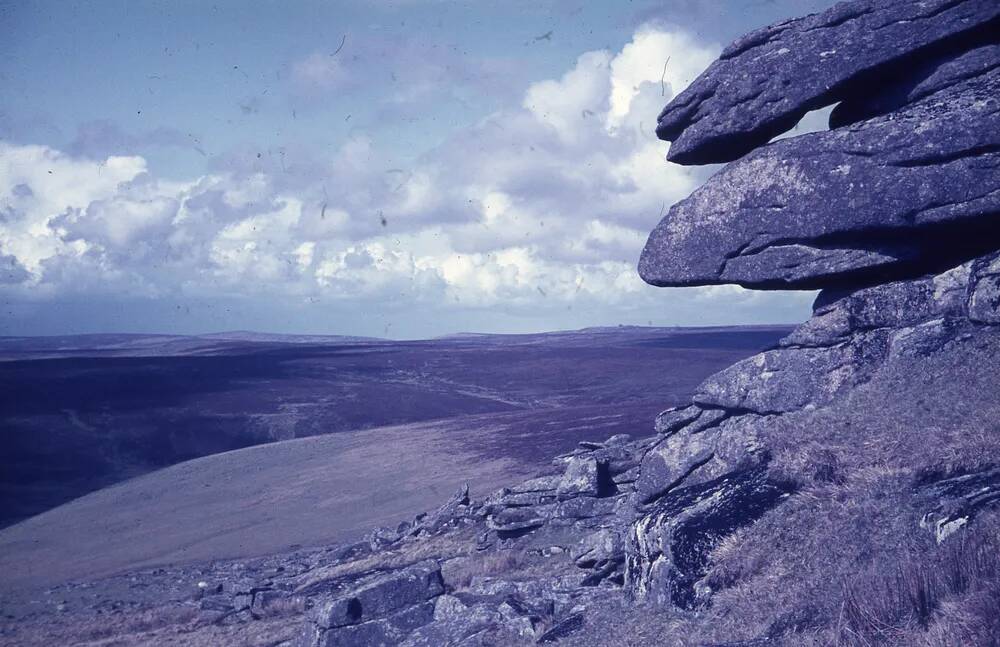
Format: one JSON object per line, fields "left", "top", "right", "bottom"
{"left": 627, "top": 0, "right": 1000, "bottom": 610}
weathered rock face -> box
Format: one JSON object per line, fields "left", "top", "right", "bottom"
{"left": 626, "top": 469, "right": 790, "bottom": 608}
{"left": 918, "top": 466, "right": 1000, "bottom": 544}
{"left": 969, "top": 251, "right": 1000, "bottom": 323}
{"left": 626, "top": 0, "right": 1000, "bottom": 613}
{"left": 298, "top": 560, "right": 444, "bottom": 646}
{"left": 657, "top": 0, "right": 1000, "bottom": 164}
{"left": 625, "top": 263, "right": 1000, "bottom": 608}
{"left": 831, "top": 42, "right": 1000, "bottom": 127}
{"left": 641, "top": 65, "right": 1000, "bottom": 289}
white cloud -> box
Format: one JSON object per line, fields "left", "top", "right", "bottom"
{"left": 524, "top": 50, "right": 612, "bottom": 142}
{"left": 0, "top": 143, "right": 147, "bottom": 273}
{"left": 63, "top": 196, "right": 179, "bottom": 248}
{"left": 0, "top": 25, "right": 814, "bottom": 334}
{"left": 607, "top": 27, "right": 717, "bottom": 129}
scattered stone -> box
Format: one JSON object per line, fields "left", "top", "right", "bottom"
{"left": 557, "top": 457, "right": 610, "bottom": 499}
{"left": 536, "top": 613, "right": 585, "bottom": 643}
{"left": 367, "top": 525, "right": 403, "bottom": 551}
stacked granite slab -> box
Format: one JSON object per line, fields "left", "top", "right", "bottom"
{"left": 626, "top": 0, "right": 1000, "bottom": 607}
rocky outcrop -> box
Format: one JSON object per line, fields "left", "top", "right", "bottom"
{"left": 831, "top": 42, "right": 1000, "bottom": 127}
{"left": 657, "top": 0, "right": 1000, "bottom": 164}
{"left": 641, "top": 64, "right": 1000, "bottom": 289}
{"left": 298, "top": 561, "right": 443, "bottom": 647}
{"left": 626, "top": 469, "right": 790, "bottom": 609}
{"left": 918, "top": 466, "right": 1000, "bottom": 544}
{"left": 627, "top": 0, "right": 1000, "bottom": 614}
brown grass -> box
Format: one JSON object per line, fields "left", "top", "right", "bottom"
{"left": 840, "top": 527, "right": 1000, "bottom": 647}
{"left": 442, "top": 549, "right": 528, "bottom": 589}
{"left": 67, "top": 605, "right": 200, "bottom": 643}
{"left": 293, "top": 528, "right": 477, "bottom": 594}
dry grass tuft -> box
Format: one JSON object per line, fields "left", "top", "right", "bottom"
{"left": 442, "top": 549, "right": 528, "bottom": 589}
{"left": 71, "top": 605, "right": 200, "bottom": 642}
{"left": 294, "top": 529, "right": 476, "bottom": 594}
{"left": 840, "top": 527, "right": 1000, "bottom": 647}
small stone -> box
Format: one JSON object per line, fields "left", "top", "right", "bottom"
{"left": 557, "top": 457, "right": 603, "bottom": 499}
{"left": 654, "top": 405, "right": 702, "bottom": 436}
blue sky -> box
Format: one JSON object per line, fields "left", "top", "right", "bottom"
{"left": 0, "top": 0, "right": 835, "bottom": 338}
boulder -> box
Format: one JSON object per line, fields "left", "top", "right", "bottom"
{"left": 309, "top": 601, "right": 436, "bottom": 647}
{"left": 782, "top": 263, "right": 972, "bottom": 348}
{"left": 589, "top": 446, "right": 639, "bottom": 476}
{"left": 367, "top": 525, "right": 403, "bottom": 551}
{"left": 693, "top": 333, "right": 890, "bottom": 414}
{"left": 250, "top": 589, "right": 301, "bottom": 619}
{"left": 656, "top": 0, "right": 1000, "bottom": 163}
{"left": 312, "top": 560, "right": 443, "bottom": 630}
{"left": 832, "top": 43, "right": 1000, "bottom": 127}
{"left": 508, "top": 475, "right": 562, "bottom": 494}
{"left": 641, "top": 67, "right": 1000, "bottom": 290}
{"left": 654, "top": 405, "right": 703, "bottom": 436}
{"left": 399, "top": 595, "right": 499, "bottom": 647}
{"left": 604, "top": 434, "right": 633, "bottom": 447}
{"left": 415, "top": 484, "right": 470, "bottom": 535}
{"left": 536, "top": 613, "right": 585, "bottom": 643}
{"left": 485, "top": 490, "right": 556, "bottom": 510}
{"left": 199, "top": 595, "right": 234, "bottom": 613}
{"left": 612, "top": 466, "right": 640, "bottom": 485}
{"left": 635, "top": 427, "right": 717, "bottom": 505}
{"left": 573, "top": 529, "right": 624, "bottom": 568}
{"left": 497, "top": 598, "right": 543, "bottom": 638}
{"left": 486, "top": 508, "right": 548, "bottom": 537}
{"left": 553, "top": 495, "right": 619, "bottom": 520}
{"left": 557, "top": 457, "right": 607, "bottom": 499}
{"left": 626, "top": 470, "right": 790, "bottom": 608}
{"left": 636, "top": 415, "right": 766, "bottom": 505}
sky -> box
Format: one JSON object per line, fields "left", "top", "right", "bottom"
{"left": 0, "top": 0, "right": 837, "bottom": 338}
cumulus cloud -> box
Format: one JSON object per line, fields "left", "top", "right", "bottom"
{"left": 0, "top": 25, "right": 815, "bottom": 335}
